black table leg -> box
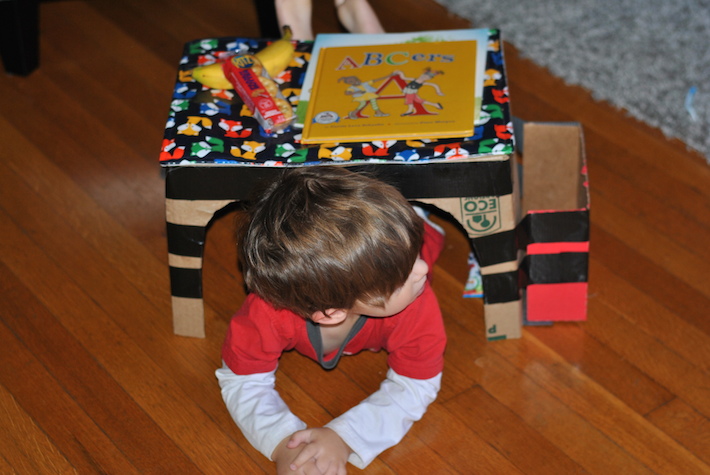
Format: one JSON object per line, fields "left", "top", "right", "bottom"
{"left": 0, "top": 0, "right": 40, "bottom": 75}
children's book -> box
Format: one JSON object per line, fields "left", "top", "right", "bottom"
{"left": 295, "top": 29, "right": 490, "bottom": 128}
{"left": 300, "top": 40, "right": 478, "bottom": 144}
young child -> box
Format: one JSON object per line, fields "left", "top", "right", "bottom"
{"left": 394, "top": 68, "right": 445, "bottom": 116}
{"left": 339, "top": 74, "right": 392, "bottom": 119}
{"left": 216, "top": 167, "right": 446, "bottom": 474}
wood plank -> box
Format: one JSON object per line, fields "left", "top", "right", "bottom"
{"left": 588, "top": 147, "right": 710, "bottom": 259}
{"left": 447, "top": 386, "right": 588, "bottom": 474}
{"left": 0, "top": 174, "right": 264, "bottom": 473}
{"left": 589, "top": 225, "right": 710, "bottom": 339}
{"left": 0, "top": 115, "right": 170, "bottom": 322}
{"left": 435, "top": 272, "right": 656, "bottom": 473}
{"left": 434, "top": 242, "right": 676, "bottom": 419}
{"left": 586, "top": 262, "right": 710, "bottom": 415}
{"left": 379, "top": 436, "right": 458, "bottom": 474}
{"left": 0, "top": 73, "right": 168, "bottom": 261}
{"left": 408, "top": 403, "right": 524, "bottom": 474}
{"left": 588, "top": 237, "right": 710, "bottom": 369}
{"left": 590, "top": 187, "right": 709, "bottom": 299}
{"left": 495, "top": 330, "right": 708, "bottom": 474}
{"left": 0, "top": 0, "right": 708, "bottom": 472}
{"left": 42, "top": 2, "right": 180, "bottom": 130}
{"left": 0, "top": 261, "right": 198, "bottom": 473}
{"left": 527, "top": 324, "right": 675, "bottom": 416}
{"left": 0, "top": 115, "right": 268, "bottom": 472}
{"left": 0, "top": 383, "right": 75, "bottom": 474}
{"left": 436, "top": 258, "right": 709, "bottom": 473}
{"left": 202, "top": 207, "right": 250, "bottom": 317}
{"left": 0, "top": 119, "right": 307, "bottom": 472}
{"left": 0, "top": 264, "right": 140, "bottom": 474}
{"left": 647, "top": 398, "right": 710, "bottom": 467}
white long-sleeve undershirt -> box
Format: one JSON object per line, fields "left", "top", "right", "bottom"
{"left": 216, "top": 362, "right": 441, "bottom": 469}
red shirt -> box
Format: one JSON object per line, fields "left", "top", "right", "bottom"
{"left": 222, "top": 221, "right": 446, "bottom": 380}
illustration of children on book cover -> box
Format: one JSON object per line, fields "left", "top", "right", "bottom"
{"left": 301, "top": 40, "right": 478, "bottom": 144}
{"left": 340, "top": 68, "right": 445, "bottom": 119}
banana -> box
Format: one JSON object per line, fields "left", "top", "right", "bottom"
{"left": 191, "top": 26, "right": 295, "bottom": 89}
{"left": 191, "top": 62, "right": 233, "bottom": 90}
{"left": 254, "top": 25, "right": 295, "bottom": 78}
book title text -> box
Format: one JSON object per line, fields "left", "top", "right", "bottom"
{"left": 336, "top": 51, "right": 454, "bottom": 70}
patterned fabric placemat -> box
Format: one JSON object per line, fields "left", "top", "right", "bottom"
{"left": 160, "top": 30, "right": 513, "bottom": 167}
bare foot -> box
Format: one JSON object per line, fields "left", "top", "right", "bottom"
{"left": 275, "top": 0, "right": 314, "bottom": 40}
{"left": 335, "top": 0, "right": 385, "bottom": 34}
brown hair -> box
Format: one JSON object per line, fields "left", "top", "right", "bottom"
{"left": 239, "top": 166, "right": 423, "bottom": 319}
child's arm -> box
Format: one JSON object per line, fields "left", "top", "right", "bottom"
{"left": 323, "top": 368, "right": 441, "bottom": 469}
{"left": 283, "top": 368, "right": 440, "bottom": 471}
{"left": 219, "top": 363, "right": 346, "bottom": 473}
{"left": 216, "top": 363, "right": 307, "bottom": 461}
{"left": 424, "top": 81, "right": 444, "bottom": 96}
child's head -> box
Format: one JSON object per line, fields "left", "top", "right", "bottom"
{"left": 239, "top": 167, "right": 424, "bottom": 320}
{"left": 417, "top": 68, "right": 443, "bottom": 82}
{"left": 338, "top": 75, "right": 362, "bottom": 85}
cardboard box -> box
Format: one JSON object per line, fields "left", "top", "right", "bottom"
{"left": 515, "top": 121, "right": 590, "bottom": 323}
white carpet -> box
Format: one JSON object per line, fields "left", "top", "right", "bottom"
{"left": 435, "top": 0, "right": 710, "bottom": 163}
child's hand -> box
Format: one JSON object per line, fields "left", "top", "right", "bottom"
{"left": 273, "top": 437, "right": 319, "bottom": 474}
{"left": 280, "top": 427, "right": 351, "bottom": 475}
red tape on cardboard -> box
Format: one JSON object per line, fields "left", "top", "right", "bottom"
{"left": 527, "top": 241, "right": 589, "bottom": 255}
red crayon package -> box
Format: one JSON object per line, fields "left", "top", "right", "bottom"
{"left": 222, "top": 54, "right": 294, "bottom": 133}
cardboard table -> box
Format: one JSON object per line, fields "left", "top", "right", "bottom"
{"left": 161, "top": 31, "right": 524, "bottom": 339}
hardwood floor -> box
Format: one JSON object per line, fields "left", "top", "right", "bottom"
{"left": 1, "top": 0, "right": 708, "bottom": 473}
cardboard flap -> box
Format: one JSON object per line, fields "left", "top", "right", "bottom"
{"left": 521, "top": 123, "right": 587, "bottom": 213}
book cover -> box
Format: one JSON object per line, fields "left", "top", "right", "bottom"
{"left": 301, "top": 40, "right": 478, "bottom": 144}
{"left": 295, "top": 29, "right": 490, "bottom": 128}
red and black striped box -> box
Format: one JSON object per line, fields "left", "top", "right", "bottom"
{"left": 516, "top": 122, "right": 589, "bottom": 322}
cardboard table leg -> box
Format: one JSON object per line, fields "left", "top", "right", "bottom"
{"left": 166, "top": 198, "right": 236, "bottom": 337}
{"left": 419, "top": 193, "right": 522, "bottom": 340}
